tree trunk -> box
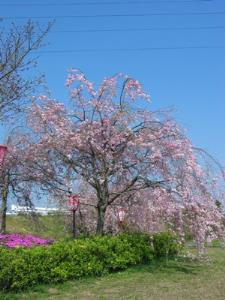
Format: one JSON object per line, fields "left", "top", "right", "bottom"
{"left": 0, "top": 181, "right": 9, "bottom": 233}
{"left": 95, "top": 183, "right": 109, "bottom": 235}
{"left": 96, "top": 205, "right": 106, "bottom": 235}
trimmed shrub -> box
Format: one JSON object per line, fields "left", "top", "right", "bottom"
{"left": 0, "top": 233, "right": 153, "bottom": 292}
{"left": 0, "top": 232, "right": 182, "bottom": 292}
{"left": 152, "top": 232, "right": 182, "bottom": 258}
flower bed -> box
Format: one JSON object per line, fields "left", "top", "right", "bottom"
{"left": 0, "top": 233, "right": 52, "bottom": 248}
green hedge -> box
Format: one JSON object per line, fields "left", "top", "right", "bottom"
{"left": 0, "top": 233, "right": 153, "bottom": 291}
{"left": 153, "top": 232, "right": 182, "bottom": 257}
{"left": 0, "top": 232, "right": 182, "bottom": 292}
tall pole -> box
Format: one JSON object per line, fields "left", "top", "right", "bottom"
{"left": 72, "top": 209, "right": 76, "bottom": 238}
{"left": 0, "top": 145, "right": 8, "bottom": 233}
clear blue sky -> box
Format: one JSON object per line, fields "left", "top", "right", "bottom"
{"left": 1, "top": 0, "right": 225, "bottom": 165}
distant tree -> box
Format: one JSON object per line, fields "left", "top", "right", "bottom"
{"left": 0, "top": 20, "right": 52, "bottom": 121}
{"left": 25, "top": 70, "right": 225, "bottom": 244}
{"left": 0, "top": 131, "right": 39, "bottom": 233}
{"left": 0, "top": 20, "right": 52, "bottom": 231}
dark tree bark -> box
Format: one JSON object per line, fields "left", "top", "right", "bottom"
{"left": 96, "top": 204, "right": 107, "bottom": 235}
{"left": 0, "top": 176, "right": 9, "bottom": 233}
{"left": 95, "top": 185, "right": 109, "bottom": 235}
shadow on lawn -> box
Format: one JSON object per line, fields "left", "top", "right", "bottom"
{"left": 128, "top": 257, "right": 203, "bottom": 276}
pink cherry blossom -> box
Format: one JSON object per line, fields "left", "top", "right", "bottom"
{"left": 19, "top": 70, "right": 225, "bottom": 247}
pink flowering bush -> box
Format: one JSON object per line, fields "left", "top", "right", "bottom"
{"left": 0, "top": 233, "right": 52, "bottom": 248}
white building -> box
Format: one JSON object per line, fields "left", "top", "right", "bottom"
{"left": 11, "top": 204, "right": 62, "bottom": 216}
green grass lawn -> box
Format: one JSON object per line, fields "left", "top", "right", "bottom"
{"left": 1, "top": 247, "right": 225, "bottom": 300}
{"left": 6, "top": 214, "right": 71, "bottom": 239}
{"left": 2, "top": 216, "right": 225, "bottom": 299}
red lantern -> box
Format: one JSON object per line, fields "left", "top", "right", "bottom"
{"left": 68, "top": 194, "right": 80, "bottom": 211}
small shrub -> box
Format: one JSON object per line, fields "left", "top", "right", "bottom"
{"left": 153, "top": 232, "right": 182, "bottom": 258}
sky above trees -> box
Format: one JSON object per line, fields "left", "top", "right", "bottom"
{"left": 0, "top": 0, "right": 224, "bottom": 165}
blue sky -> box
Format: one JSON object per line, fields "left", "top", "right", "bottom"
{"left": 1, "top": 0, "right": 225, "bottom": 165}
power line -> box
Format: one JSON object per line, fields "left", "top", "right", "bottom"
{"left": 2, "top": 11, "right": 225, "bottom": 20}
{"left": 0, "top": 0, "right": 215, "bottom": 6}
{"left": 38, "top": 45, "right": 225, "bottom": 54}
{"left": 52, "top": 25, "right": 225, "bottom": 34}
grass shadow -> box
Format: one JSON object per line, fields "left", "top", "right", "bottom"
{"left": 142, "top": 257, "right": 203, "bottom": 275}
